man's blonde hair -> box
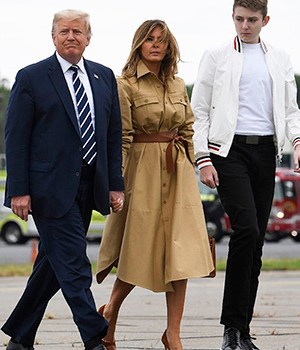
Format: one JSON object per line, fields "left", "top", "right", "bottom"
{"left": 52, "top": 9, "right": 92, "bottom": 36}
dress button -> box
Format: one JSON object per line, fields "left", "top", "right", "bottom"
{"left": 76, "top": 172, "right": 80, "bottom": 177}
{"left": 145, "top": 99, "right": 149, "bottom": 103}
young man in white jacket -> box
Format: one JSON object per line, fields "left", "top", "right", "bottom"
{"left": 191, "top": 1, "right": 300, "bottom": 349}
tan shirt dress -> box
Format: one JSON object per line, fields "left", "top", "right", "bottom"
{"left": 96, "top": 61, "right": 214, "bottom": 292}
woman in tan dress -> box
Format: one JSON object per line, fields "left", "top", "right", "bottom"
{"left": 96, "top": 19, "right": 214, "bottom": 350}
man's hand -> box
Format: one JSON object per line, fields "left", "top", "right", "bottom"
{"left": 11, "top": 195, "right": 32, "bottom": 221}
{"left": 293, "top": 144, "right": 300, "bottom": 173}
{"left": 109, "top": 191, "right": 125, "bottom": 213}
{"left": 200, "top": 165, "right": 219, "bottom": 189}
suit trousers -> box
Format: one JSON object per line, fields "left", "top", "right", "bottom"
{"left": 211, "top": 138, "right": 276, "bottom": 332}
{"left": 1, "top": 164, "right": 108, "bottom": 349}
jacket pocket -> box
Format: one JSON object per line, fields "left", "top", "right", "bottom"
{"left": 133, "top": 95, "right": 159, "bottom": 108}
{"left": 29, "top": 160, "right": 51, "bottom": 172}
{"left": 169, "top": 95, "right": 187, "bottom": 123}
{"left": 132, "top": 95, "right": 161, "bottom": 127}
{"left": 169, "top": 95, "right": 187, "bottom": 106}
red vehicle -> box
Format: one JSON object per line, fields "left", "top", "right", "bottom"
{"left": 266, "top": 168, "right": 300, "bottom": 242}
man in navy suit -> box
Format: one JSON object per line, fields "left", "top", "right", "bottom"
{"left": 1, "top": 9, "right": 124, "bottom": 350}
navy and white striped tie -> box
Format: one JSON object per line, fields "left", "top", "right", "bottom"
{"left": 70, "top": 65, "right": 97, "bottom": 165}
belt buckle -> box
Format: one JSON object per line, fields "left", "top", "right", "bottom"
{"left": 246, "top": 136, "right": 259, "bottom": 145}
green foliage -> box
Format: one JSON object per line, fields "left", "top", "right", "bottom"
{"left": 0, "top": 74, "right": 300, "bottom": 156}
{"left": 295, "top": 74, "right": 300, "bottom": 107}
{"left": 187, "top": 75, "right": 300, "bottom": 107}
{"left": 186, "top": 85, "right": 193, "bottom": 101}
{"left": 0, "top": 79, "right": 10, "bottom": 154}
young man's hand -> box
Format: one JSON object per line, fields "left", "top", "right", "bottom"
{"left": 293, "top": 144, "right": 300, "bottom": 173}
{"left": 200, "top": 165, "right": 219, "bottom": 189}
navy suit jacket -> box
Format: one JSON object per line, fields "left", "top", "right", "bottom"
{"left": 5, "top": 54, "right": 124, "bottom": 217}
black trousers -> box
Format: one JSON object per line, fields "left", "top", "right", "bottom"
{"left": 211, "top": 137, "right": 276, "bottom": 332}
{"left": 1, "top": 164, "right": 107, "bottom": 349}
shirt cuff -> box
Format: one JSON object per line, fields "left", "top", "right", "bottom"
{"left": 293, "top": 137, "right": 300, "bottom": 149}
{"left": 196, "top": 156, "right": 213, "bottom": 170}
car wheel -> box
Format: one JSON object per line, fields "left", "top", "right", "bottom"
{"left": 264, "top": 231, "right": 281, "bottom": 242}
{"left": 1, "top": 222, "right": 28, "bottom": 244}
{"left": 206, "top": 221, "right": 224, "bottom": 242}
{"left": 86, "top": 236, "right": 102, "bottom": 243}
{"left": 291, "top": 231, "right": 300, "bottom": 242}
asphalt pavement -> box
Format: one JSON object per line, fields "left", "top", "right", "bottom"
{"left": 0, "top": 236, "right": 300, "bottom": 265}
{"left": 0, "top": 271, "right": 299, "bottom": 350}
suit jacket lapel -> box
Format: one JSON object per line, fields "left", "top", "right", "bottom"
{"left": 85, "top": 61, "right": 104, "bottom": 142}
{"left": 48, "top": 55, "right": 81, "bottom": 137}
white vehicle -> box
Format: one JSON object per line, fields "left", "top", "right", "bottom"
{"left": 0, "top": 193, "right": 106, "bottom": 244}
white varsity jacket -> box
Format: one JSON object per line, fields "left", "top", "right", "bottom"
{"left": 191, "top": 36, "right": 300, "bottom": 169}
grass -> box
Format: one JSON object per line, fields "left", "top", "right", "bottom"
{"left": 1, "top": 260, "right": 300, "bottom": 277}
{"left": 0, "top": 170, "right": 6, "bottom": 191}
{"left": 0, "top": 264, "right": 35, "bottom": 277}
{"left": 216, "top": 258, "right": 300, "bottom": 271}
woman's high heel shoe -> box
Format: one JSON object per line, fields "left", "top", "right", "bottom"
{"left": 98, "top": 304, "right": 117, "bottom": 350}
{"left": 161, "top": 330, "right": 170, "bottom": 350}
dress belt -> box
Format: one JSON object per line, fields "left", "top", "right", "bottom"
{"left": 132, "top": 130, "right": 191, "bottom": 173}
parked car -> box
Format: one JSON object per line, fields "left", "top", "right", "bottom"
{"left": 0, "top": 192, "right": 106, "bottom": 244}
{"left": 195, "top": 168, "right": 231, "bottom": 242}
{"left": 266, "top": 168, "right": 300, "bottom": 242}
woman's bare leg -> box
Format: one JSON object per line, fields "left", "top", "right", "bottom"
{"left": 164, "top": 279, "right": 188, "bottom": 350}
{"left": 101, "top": 277, "right": 135, "bottom": 347}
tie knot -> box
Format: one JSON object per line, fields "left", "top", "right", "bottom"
{"left": 69, "top": 65, "right": 79, "bottom": 73}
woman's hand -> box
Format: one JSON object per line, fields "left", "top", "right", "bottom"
{"left": 109, "top": 191, "right": 125, "bottom": 213}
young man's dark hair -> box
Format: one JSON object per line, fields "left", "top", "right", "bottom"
{"left": 233, "top": 0, "right": 268, "bottom": 18}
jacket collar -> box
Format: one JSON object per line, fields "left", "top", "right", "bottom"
{"left": 233, "top": 35, "right": 268, "bottom": 54}
{"left": 136, "top": 60, "right": 153, "bottom": 79}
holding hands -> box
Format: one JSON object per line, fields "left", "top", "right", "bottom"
{"left": 109, "top": 191, "right": 125, "bottom": 213}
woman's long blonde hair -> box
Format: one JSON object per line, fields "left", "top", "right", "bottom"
{"left": 122, "top": 20, "right": 180, "bottom": 83}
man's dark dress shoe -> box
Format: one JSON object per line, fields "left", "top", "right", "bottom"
{"left": 6, "top": 340, "right": 34, "bottom": 350}
{"left": 220, "top": 327, "right": 242, "bottom": 350}
{"left": 240, "top": 334, "right": 260, "bottom": 350}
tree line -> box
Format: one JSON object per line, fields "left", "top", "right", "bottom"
{"left": 1, "top": 75, "right": 300, "bottom": 154}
